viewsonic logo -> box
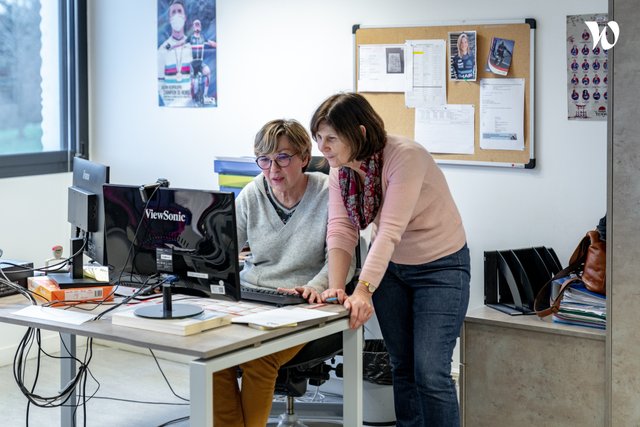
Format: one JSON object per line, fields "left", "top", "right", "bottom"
{"left": 144, "top": 209, "right": 187, "bottom": 222}
{"left": 585, "top": 20, "right": 620, "bottom": 50}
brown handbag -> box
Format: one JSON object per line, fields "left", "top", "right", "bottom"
{"left": 569, "top": 230, "right": 606, "bottom": 295}
{"left": 534, "top": 230, "right": 606, "bottom": 318}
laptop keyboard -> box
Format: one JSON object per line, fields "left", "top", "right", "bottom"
{"left": 240, "top": 285, "right": 307, "bottom": 306}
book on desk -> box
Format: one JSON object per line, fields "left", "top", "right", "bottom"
{"left": 111, "top": 306, "right": 232, "bottom": 336}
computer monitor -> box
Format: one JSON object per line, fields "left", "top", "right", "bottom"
{"left": 103, "top": 184, "right": 241, "bottom": 308}
{"left": 48, "top": 157, "right": 110, "bottom": 287}
{"left": 71, "top": 157, "right": 111, "bottom": 265}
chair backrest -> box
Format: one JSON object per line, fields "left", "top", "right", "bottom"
{"left": 306, "top": 156, "right": 329, "bottom": 174}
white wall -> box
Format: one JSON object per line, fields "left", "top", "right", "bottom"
{"left": 90, "top": 0, "right": 608, "bottom": 307}
{"left": 1, "top": 0, "right": 607, "bottom": 365}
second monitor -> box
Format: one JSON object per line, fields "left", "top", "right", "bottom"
{"left": 103, "top": 184, "right": 241, "bottom": 302}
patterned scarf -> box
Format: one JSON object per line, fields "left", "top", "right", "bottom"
{"left": 339, "top": 151, "right": 383, "bottom": 230}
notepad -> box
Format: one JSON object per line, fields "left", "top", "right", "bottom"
{"left": 13, "top": 305, "right": 95, "bottom": 325}
{"left": 231, "top": 307, "right": 335, "bottom": 330}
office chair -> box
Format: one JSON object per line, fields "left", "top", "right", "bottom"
{"left": 271, "top": 155, "right": 366, "bottom": 427}
{"left": 272, "top": 332, "right": 344, "bottom": 427}
{"left": 306, "top": 156, "right": 330, "bottom": 174}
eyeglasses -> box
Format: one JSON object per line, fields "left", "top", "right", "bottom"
{"left": 255, "top": 153, "right": 296, "bottom": 170}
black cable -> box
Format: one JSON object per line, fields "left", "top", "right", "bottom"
{"left": 157, "top": 415, "right": 190, "bottom": 426}
{"left": 85, "top": 396, "right": 188, "bottom": 406}
{"left": 9, "top": 185, "right": 189, "bottom": 425}
{"left": 8, "top": 275, "right": 182, "bottom": 426}
{"left": 14, "top": 332, "right": 90, "bottom": 408}
{"left": 17, "top": 331, "right": 108, "bottom": 426}
{"left": 0, "top": 237, "right": 87, "bottom": 275}
{"left": 10, "top": 301, "right": 193, "bottom": 426}
{"left": 92, "top": 274, "right": 168, "bottom": 321}
{"left": 0, "top": 277, "right": 38, "bottom": 304}
{"left": 116, "top": 185, "right": 162, "bottom": 286}
{"left": 148, "top": 349, "right": 189, "bottom": 402}
{"left": 12, "top": 323, "right": 97, "bottom": 427}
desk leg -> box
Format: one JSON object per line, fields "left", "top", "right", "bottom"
{"left": 342, "top": 327, "right": 363, "bottom": 426}
{"left": 190, "top": 360, "right": 213, "bottom": 427}
{"left": 60, "top": 333, "right": 76, "bottom": 427}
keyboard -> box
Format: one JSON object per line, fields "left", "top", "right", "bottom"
{"left": 113, "top": 278, "right": 159, "bottom": 297}
{"left": 240, "top": 285, "right": 307, "bottom": 306}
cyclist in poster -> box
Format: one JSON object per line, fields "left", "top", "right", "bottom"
{"left": 158, "top": 0, "right": 217, "bottom": 108}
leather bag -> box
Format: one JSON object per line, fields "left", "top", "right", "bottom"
{"left": 534, "top": 230, "right": 606, "bottom": 318}
{"left": 571, "top": 230, "right": 606, "bottom": 294}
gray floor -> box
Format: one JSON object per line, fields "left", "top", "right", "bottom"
{"left": 0, "top": 342, "right": 347, "bottom": 427}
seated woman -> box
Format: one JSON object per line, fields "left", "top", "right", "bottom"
{"left": 213, "top": 118, "right": 354, "bottom": 427}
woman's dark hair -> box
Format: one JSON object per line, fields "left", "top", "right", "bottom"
{"left": 310, "top": 92, "right": 386, "bottom": 161}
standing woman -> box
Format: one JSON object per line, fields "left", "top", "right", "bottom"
{"left": 311, "top": 93, "right": 470, "bottom": 427}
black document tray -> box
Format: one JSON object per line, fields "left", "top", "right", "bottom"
{"left": 484, "top": 247, "right": 561, "bottom": 315}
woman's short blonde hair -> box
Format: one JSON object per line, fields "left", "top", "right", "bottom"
{"left": 254, "top": 119, "right": 312, "bottom": 170}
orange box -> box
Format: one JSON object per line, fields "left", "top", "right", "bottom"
{"left": 28, "top": 276, "right": 114, "bottom": 306}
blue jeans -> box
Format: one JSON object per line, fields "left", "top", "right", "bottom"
{"left": 373, "top": 245, "right": 470, "bottom": 427}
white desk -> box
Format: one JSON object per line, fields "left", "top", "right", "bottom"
{"left": 0, "top": 297, "right": 363, "bottom": 427}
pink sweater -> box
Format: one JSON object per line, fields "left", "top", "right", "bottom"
{"left": 327, "top": 135, "right": 466, "bottom": 287}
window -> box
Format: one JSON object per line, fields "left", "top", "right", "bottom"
{"left": 0, "top": 0, "right": 87, "bottom": 178}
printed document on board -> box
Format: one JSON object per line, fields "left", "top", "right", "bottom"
{"left": 479, "top": 78, "right": 525, "bottom": 150}
{"left": 357, "top": 44, "right": 406, "bottom": 92}
{"left": 404, "top": 39, "right": 446, "bottom": 108}
{"left": 415, "top": 105, "right": 474, "bottom": 154}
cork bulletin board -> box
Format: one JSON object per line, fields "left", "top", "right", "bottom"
{"left": 354, "top": 20, "right": 536, "bottom": 168}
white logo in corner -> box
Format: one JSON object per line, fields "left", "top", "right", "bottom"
{"left": 585, "top": 21, "right": 620, "bottom": 50}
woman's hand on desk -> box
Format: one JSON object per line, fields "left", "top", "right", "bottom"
{"left": 278, "top": 286, "right": 322, "bottom": 304}
{"left": 320, "top": 288, "right": 347, "bottom": 304}
{"left": 343, "top": 288, "right": 373, "bottom": 329}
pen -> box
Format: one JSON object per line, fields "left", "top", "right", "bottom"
{"left": 325, "top": 297, "right": 338, "bottom": 303}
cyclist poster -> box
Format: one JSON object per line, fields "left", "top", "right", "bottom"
{"left": 158, "top": 0, "right": 217, "bottom": 108}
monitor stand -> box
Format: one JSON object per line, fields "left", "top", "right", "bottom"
{"left": 48, "top": 237, "right": 106, "bottom": 289}
{"left": 134, "top": 283, "right": 203, "bottom": 320}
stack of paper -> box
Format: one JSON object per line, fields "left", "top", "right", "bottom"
{"left": 552, "top": 280, "right": 606, "bottom": 330}
{"left": 231, "top": 307, "right": 337, "bottom": 330}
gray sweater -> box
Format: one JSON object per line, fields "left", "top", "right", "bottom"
{"left": 236, "top": 172, "right": 331, "bottom": 292}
